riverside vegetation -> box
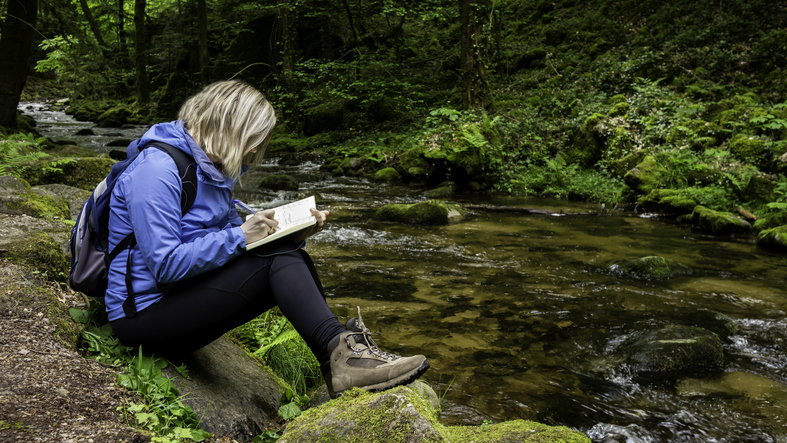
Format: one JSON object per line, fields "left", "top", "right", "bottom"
{"left": 2, "top": 0, "right": 787, "bottom": 440}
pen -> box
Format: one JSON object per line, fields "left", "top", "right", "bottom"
{"left": 233, "top": 199, "right": 258, "bottom": 214}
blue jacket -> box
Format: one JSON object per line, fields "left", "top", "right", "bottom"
{"left": 105, "top": 121, "right": 247, "bottom": 321}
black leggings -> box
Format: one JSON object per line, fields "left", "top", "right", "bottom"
{"left": 110, "top": 248, "right": 346, "bottom": 364}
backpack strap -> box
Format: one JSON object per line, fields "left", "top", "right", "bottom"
{"left": 112, "top": 141, "right": 199, "bottom": 318}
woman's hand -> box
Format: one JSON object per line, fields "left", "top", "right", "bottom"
{"left": 292, "top": 208, "right": 329, "bottom": 242}
{"left": 241, "top": 209, "right": 278, "bottom": 245}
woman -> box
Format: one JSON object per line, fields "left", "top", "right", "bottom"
{"left": 106, "top": 80, "right": 428, "bottom": 398}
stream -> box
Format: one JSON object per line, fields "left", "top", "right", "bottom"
{"left": 22, "top": 102, "right": 787, "bottom": 442}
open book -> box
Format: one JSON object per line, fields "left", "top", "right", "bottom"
{"left": 246, "top": 196, "right": 317, "bottom": 250}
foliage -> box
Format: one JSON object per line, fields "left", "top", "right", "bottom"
{"left": 0, "top": 134, "right": 51, "bottom": 178}
{"left": 70, "top": 305, "right": 210, "bottom": 442}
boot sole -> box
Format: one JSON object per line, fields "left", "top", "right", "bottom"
{"left": 335, "top": 358, "right": 430, "bottom": 398}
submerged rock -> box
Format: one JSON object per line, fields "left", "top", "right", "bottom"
{"left": 691, "top": 205, "right": 752, "bottom": 236}
{"left": 279, "top": 385, "right": 590, "bottom": 443}
{"left": 375, "top": 200, "right": 465, "bottom": 225}
{"left": 613, "top": 256, "right": 691, "bottom": 279}
{"left": 625, "top": 326, "right": 724, "bottom": 382}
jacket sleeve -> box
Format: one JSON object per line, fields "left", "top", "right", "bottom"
{"left": 120, "top": 151, "right": 246, "bottom": 284}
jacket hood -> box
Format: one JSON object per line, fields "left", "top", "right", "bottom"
{"left": 129, "top": 121, "right": 226, "bottom": 182}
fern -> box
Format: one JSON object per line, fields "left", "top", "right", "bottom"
{"left": 461, "top": 129, "right": 488, "bottom": 149}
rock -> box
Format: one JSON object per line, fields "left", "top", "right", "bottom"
{"left": 424, "top": 182, "right": 456, "bottom": 199}
{"left": 691, "top": 205, "right": 752, "bottom": 236}
{"left": 0, "top": 176, "right": 71, "bottom": 220}
{"left": 20, "top": 157, "right": 117, "bottom": 191}
{"left": 753, "top": 211, "right": 787, "bottom": 232}
{"left": 756, "top": 225, "right": 787, "bottom": 252}
{"left": 613, "top": 256, "right": 691, "bottom": 279}
{"left": 35, "top": 184, "right": 91, "bottom": 220}
{"left": 624, "top": 155, "right": 666, "bottom": 195}
{"left": 106, "top": 139, "right": 133, "bottom": 147}
{"left": 75, "top": 128, "right": 95, "bottom": 136}
{"left": 45, "top": 144, "right": 97, "bottom": 158}
{"left": 372, "top": 167, "right": 401, "bottom": 183}
{"left": 96, "top": 106, "right": 132, "bottom": 128}
{"left": 164, "top": 336, "right": 287, "bottom": 442}
{"left": 1, "top": 231, "right": 70, "bottom": 281}
{"left": 375, "top": 200, "right": 466, "bottom": 225}
{"left": 624, "top": 326, "right": 724, "bottom": 382}
{"left": 636, "top": 189, "right": 698, "bottom": 214}
{"left": 280, "top": 385, "right": 590, "bottom": 443}
{"left": 683, "top": 311, "right": 739, "bottom": 342}
{"left": 260, "top": 174, "right": 299, "bottom": 191}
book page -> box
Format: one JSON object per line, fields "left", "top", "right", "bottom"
{"left": 245, "top": 196, "right": 317, "bottom": 250}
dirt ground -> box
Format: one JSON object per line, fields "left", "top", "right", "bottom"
{"left": 0, "top": 262, "right": 237, "bottom": 443}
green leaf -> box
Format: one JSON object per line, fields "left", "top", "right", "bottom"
{"left": 278, "top": 402, "right": 302, "bottom": 421}
{"left": 68, "top": 308, "right": 89, "bottom": 324}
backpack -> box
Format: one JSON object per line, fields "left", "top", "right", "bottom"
{"left": 68, "top": 141, "right": 198, "bottom": 316}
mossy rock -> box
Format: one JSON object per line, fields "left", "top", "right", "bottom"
{"left": 396, "top": 146, "right": 432, "bottom": 180}
{"left": 608, "top": 102, "right": 630, "bottom": 117}
{"left": 20, "top": 157, "right": 117, "bottom": 191}
{"left": 753, "top": 211, "right": 787, "bottom": 232}
{"left": 375, "top": 200, "right": 465, "bottom": 225}
{"left": 740, "top": 173, "right": 777, "bottom": 203}
{"left": 372, "top": 167, "right": 401, "bottom": 183}
{"left": 0, "top": 263, "right": 84, "bottom": 349}
{"left": 0, "top": 176, "right": 71, "bottom": 220}
{"left": 96, "top": 106, "right": 132, "bottom": 128}
{"left": 4, "top": 232, "right": 69, "bottom": 282}
{"left": 610, "top": 150, "right": 647, "bottom": 178}
{"left": 637, "top": 189, "right": 698, "bottom": 214}
{"left": 339, "top": 158, "right": 368, "bottom": 177}
{"left": 685, "top": 311, "right": 740, "bottom": 343}
{"left": 44, "top": 144, "right": 98, "bottom": 158}
{"left": 260, "top": 174, "right": 299, "bottom": 191}
{"left": 625, "top": 326, "right": 724, "bottom": 382}
{"left": 421, "top": 126, "right": 486, "bottom": 178}
{"left": 614, "top": 256, "right": 691, "bottom": 279}
{"left": 604, "top": 126, "right": 635, "bottom": 160}
{"left": 424, "top": 182, "right": 456, "bottom": 199}
{"left": 756, "top": 225, "right": 787, "bottom": 252}
{"left": 691, "top": 205, "right": 752, "bottom": 236}
{"left": 566, "top": 112, "right": 604, "bottom": 166}
{"left": 728, "top": 134, "right": 768, "bottom": 168}
{"left": 623, "top": 155, "right": 665, "bottom": 195}
{"left": 280, "top": 385, "right": 590, "bottom": 443}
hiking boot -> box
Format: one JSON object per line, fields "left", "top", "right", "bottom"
{"left": 326, "top": 307, "right": 429, "bottom": 398}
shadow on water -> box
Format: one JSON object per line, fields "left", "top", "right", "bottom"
{"left": 27, "top": 105, "right": 787, "bottom": 442}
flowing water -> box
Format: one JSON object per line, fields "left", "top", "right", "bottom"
{"left": 22, "top": 102, "right": 787, "bottom": 442}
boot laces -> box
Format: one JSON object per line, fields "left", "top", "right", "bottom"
{"left": 345, "top": 306, "right": 399, "bottom": 361}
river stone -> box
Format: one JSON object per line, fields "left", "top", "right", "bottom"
{"left": 691, "top": 205, "right": 752, "bottom": 236}
{"left": 636, "top": 189, "right": 698, "bottom": 214}
{"left": 260, "top": 174, "right": 299, "bottom": 191}
{"left": 625, "top": 326, "right": 724, "bottom": 382}
{"left": 375, "top": 200, "right": 465, "bottom": 225}
{"left": 163, "top": 336, "right": 287, "bottom": 442}
{"left": 613, "top": 256, "right": 691, "bottom": 279}
{"left": 756, "top": 225, "right": 787, "bottom": 252}
{"left": 624, "top": 155, "right": 666, "bottom": 195}
{"left": 372, "top": 167, "right": 401, "bottom": 183}
{"left": 280, "top": 385, "right": 590, "bottom": 443}
{"left": 0, "top": 176, "right": 71, "bottom": 221}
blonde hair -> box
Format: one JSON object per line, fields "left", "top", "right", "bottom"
{"left": 178, "top": 80, "right": 276, "bottom": 180}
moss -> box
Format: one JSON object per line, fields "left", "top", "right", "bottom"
{"left": 3, "top": 189, "right": 71, "bottom": 220}
{"left": 422, "top": 125, "right": 486, "bottom": 178}
{"left": 372, "top": 167, "right": 401, "bottom": 183}
{"left": 424, "top": 183, "right": 456, "bottom": 199}
{"left": 5, "top": 232, "right": 69, "bottom": 281}
{"left": 608, "top": 101, "right": 630, "bottom": 117}
{"left": 756, "top": 225, "right": 787, "bottom": 252}
{"left": 691, "top": 205, "right": 752, "bottom": 236}
{"left": 610, "top": 150, "right": 647, "bottom": 178}
{"left": 615, "top": 256, "right": 691, "bottom": 279}
{"left": 566, "top": 113, "right": 604, "bottom": 166}
{"left": 637, "top": 189, "right": 698, "bottom": 214}
{"left": 623, "top": 155, "right": 666, "bottom": 195}
{"left": 753, "top": 211, "right": 787, "bottom": 231}
{"left": 728, "top": 134, "right": 768, "bottom": 167}
{"left": 282, "top": 385, "right": 589, "bottom": 443}
{"left": 96, "top": 106, "right": 132, "bottom": 128}
{"left": 20, "top": 157, "right": 116, "bottom": 191}
{"left": 396, "top": 146, "right": 431, "bottom": 179}
{"left": 375, "top": 200, "right": 465, "bottom": 225}
{"left": 604, "top": 126, "right": 634, "bottom": 160}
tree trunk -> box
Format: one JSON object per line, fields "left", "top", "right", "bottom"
{"left": 118, "top": 0, "right": 127, "bottom": 57}
{"left": 278, "top": 6, "right": 300, "bottom": 128}
{"left": 460, "top": 0, "right": 492, "bottom": 110}
{"left": 78, "top": 0, "right": 107, "bottom": 49}
{"left": 197, "top": 0, "right": 209, "bottom": 86}
{"left": 0, "top": 0, "right": 38, "bottom": 130}
{"left": 134, "top": 0, "right": 149, "bottom": 103}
